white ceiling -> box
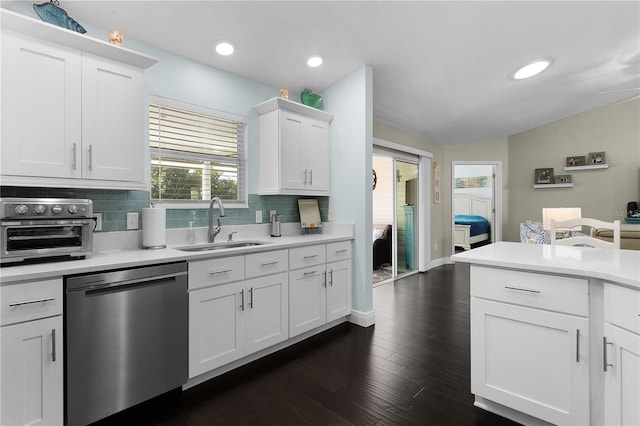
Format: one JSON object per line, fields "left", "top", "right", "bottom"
{"left": 39, "top": 1, "right": 640, "bottom": 144}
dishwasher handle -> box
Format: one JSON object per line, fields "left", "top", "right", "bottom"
{"left": 71, "top": 271, "right": 186, "bottom": 293}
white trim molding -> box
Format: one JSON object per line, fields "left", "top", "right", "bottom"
{"left": 349, "top": 309, "right": 376, "bottom": 327}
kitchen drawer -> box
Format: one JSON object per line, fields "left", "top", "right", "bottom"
{"left": 245, "top": 249, "right": 289, "bottom": 279}
{"left": 605, "top": 283, "right": 640, "bottom": 334}
{"left": 188, "top": 255, "right": 245, "bottom": 290}
{"left": 289, "top": 244, "right": 326, "bottom": 270}
{"left": 1, "top": 278, "right": 62, "bottom": 326}
{"left": 326, "top": 241, "right": 352, "bottom": 263}
{"left": 471, "top": 265, "right": 588, "bottom": 316}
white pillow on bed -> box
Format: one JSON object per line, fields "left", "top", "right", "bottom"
{"left": 373, "top": 228, "right": 386, "bottom": 242}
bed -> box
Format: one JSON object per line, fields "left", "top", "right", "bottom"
{"left": 454, "top": 194, "right": 492, "bottom": 250}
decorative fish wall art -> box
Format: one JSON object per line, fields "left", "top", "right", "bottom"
{"left": 33, "top": 0, "right": 86, "bottom": 34}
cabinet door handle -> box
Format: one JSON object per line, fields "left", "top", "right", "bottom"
{"left": 303, "top": 270, "right": 317, "bottom": 276}
{"left": 240, "top": 289, "right": 245, "bottom": 311}
{"left": 329, "top": 270, "right": 333, "bottom": 286}
{"left": 309, "top": 169, "right": 313, "bottom": 185}
{"left": 323, "top": 271, "right": 327, "bottom": 287}
{"left": 9, "top": 297, "right": 55, "bottom": 307}
{"left": 576, "top": 329, "right": 580, "bottom": 363}
{"left": 504, "top": 285, "right": 540, "bottom": 294}
{"left": 303, "top": 169, "right": 308, "bottom": 185}
{"left": 209, "top": 269, "right": 232, "bottom": 275}
{"left": 72, "top": 143, "right": 77, "bottom": 170}
{"left": 603, "top": 336, "right": 614, "bottom": 371}
{"left": 249, "top": 287, "right": 253, "bottom": 309}
{"left": 88, "top": 144, "right": 93, "bottom": 171}
{"left": 261, "top": 261, "right": 278, "bottom": 267}
{"left": 51, "top": 329, "right": 56, "bottom": 362}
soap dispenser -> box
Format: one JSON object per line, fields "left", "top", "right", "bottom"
{"left": 270, "top": 214, "right": 281, "bottom": 237}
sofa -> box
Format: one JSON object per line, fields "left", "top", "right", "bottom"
{"left": 373, "top": 224, "right": 392, "bottom": 269}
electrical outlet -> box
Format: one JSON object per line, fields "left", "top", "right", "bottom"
{"left": 94, "top": 213, "right": 103, "bottom": 231}
{"left": 126, "top": 212, "right": 139, "bottom": 230}
{"left": 434, "top": 243, "right": 438, "bottom": 252}
{"left": 255, "top": 210, "right": 262, "bottom": 224}
{"left": 328, "top": 209, "right": 335, "bottom": 222}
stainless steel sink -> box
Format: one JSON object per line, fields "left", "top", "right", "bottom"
{"left": 175, "top": 240, "right": 270, "bottom": 252}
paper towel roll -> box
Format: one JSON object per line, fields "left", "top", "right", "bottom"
{"left": 142, "top": 207, "right": 166, "bottom": 249}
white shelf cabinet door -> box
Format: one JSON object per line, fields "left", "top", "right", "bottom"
{"left": 1, "top": 31, "right": 81, "bottom": 179}
{"left": 471, "top": 298, "right": 589, "bottom": 426}
{"left": 244, "top": 272, "right": 289, "bottom": 355}
{"left": 189, "top": 282, "right": 244, "bottom": 378}
{"left": 279, "top": 110, "right": 307, "bottom": 190}
{"left": 604, "top": 323, "right": 640, "bottom": 426}
{"left": 1, "top": 316, "right": 63, "bottom": 426}
{"left": 326, "top": 259, "right": 352, "bottom": 323}
{"left": 304, "top": 117, "right": 330, "bottom": 191}
{"left": 289, "top": 265, "right": 327, "bottom": 338}
{"left": 81, "top": 53, "right": 145, "bottom": 183}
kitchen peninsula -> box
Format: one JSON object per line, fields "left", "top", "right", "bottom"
{"left": 452, "top": 242, "right": 640, "bottom": 426}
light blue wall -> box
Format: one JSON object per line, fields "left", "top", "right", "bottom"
{"left": 323, "top": 66, "right": 374, "bottom": 315}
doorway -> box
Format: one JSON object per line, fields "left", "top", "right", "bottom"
{"left": 372, "top": 154, "right": 419, "bottom": 285}
{"left": 451, "top": 162, "right": 502, "bottom": 253}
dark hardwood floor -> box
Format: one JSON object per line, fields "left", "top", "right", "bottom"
{"left": 93, "top": 263, "right": 520, "bottom": 426}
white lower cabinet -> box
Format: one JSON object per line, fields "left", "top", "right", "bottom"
{"left": 1, "top": 279, "right": 63, "bottom": 426}
{"left": 604, "top": 283, "right": 640, "bottom": 426}
{"left": 290, "top": 242, "right": 352, "bottom": 338}
{"left": 470, "top": 266, "right": 590, "bottom": 425}
{"left": 188, "top": 251, "right": 289, "bottom": 378}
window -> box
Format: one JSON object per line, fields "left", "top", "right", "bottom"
{"left": 149, "top": 96, "right": 247, "bottom": 207}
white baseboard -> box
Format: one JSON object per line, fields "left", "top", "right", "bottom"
{"left": 349, "top": 309, "right": 375, "bottom": 327}
{"left": 428, "top": 256, "right": 448, "bottom": 269}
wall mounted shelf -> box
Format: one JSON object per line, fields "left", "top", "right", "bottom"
{"left": 564, "top": 164, "right": 608, "bottom": 171}
{"left": 533, "top": 183, "right": 574, "bottom": 189}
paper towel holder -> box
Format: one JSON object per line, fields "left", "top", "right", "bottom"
{"left": 142, "top": 205, "right": 167, "bottom": 249}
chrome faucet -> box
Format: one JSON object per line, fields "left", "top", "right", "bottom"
{"left": 208, "top": 197, "right": 226, "bottom": 243}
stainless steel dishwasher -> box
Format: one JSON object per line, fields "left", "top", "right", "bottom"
{"left": 65, "top": 262, "right": 188, "bottom": 426}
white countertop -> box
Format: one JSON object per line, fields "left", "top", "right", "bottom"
{"left": 0, "top": 230, "right": 353, "bottom": 284}
{"left": 451, "top": 242, "right": 640, "bottom": 289}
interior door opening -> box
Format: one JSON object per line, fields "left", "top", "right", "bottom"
{"left": 372, "top": 154, "right": 419, "bottom": 286}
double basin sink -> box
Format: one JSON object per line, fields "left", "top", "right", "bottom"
{"left": 175, "top": 240, "right": 270, "bottom": 252}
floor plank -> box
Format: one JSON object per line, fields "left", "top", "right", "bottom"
{"left": 91, "top": 263, "right": 521, "bottom": 426}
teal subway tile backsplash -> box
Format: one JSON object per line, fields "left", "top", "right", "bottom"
{"left": 0, "top": 187, "right": 329, "bottom": 232}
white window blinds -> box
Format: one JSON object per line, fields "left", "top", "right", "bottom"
{"left": 149, "top": 100, "right": 247, "bottom": 204}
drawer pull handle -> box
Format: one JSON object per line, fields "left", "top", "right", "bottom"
{"left": 603, "top": 337, "right": 614, "bottom": 372}
{"left": 249, "top": 287, "right": 253, "bottom": 309}
{"left": 304, "top": 270, "right": 317, "bottom": 276}
{"left": 504, "top": 285, "right": 540, "bottom": 294}
{"left": 51, "top": 329, "right": 56, "bottom": 362}
{"left": 576, "top": 329, "right": 580, "bottom": 363}
{"left": 209, "top": 269, "right": 232, "bottom": 275}
{"left": 261, "top": 261, "right": 278, "bottom": 266}
{"left": 240, "top": 289, "right": 245, "bottom": 311}
{"left": 9, "top": 297, "right": 55, "bottom": 307}
{"left": 323, "top": 271, "right": 327, "bottom": 287}
{"left": 335, "top": 249, "right": 348, "bottom": 254}
{"left": 304, "top": 254, "right": 318, "bottom": 259}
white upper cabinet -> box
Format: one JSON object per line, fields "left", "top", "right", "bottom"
{"left": 0, "top": 10, "right": 156, "bottom": 189}
{"left": 255, "top": 97, "right": 333, "bottom": 196}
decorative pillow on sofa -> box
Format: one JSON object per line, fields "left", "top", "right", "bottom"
{"left": 373, "top": 227, "right": 387, "bottom": 242}
{"left": 520, "top": 221, "right": 584, "bottom": 244}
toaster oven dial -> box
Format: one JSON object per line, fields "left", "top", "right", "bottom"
{"left": 52, "top": 205, "right": 63, "bottom": 214}
{"left": 34, "top": 204, "right": 47, "bottom": 214}
{"left": 68, "top": 204, "right": 79, "bottom": 214}
{"left": 15, "top": 204, "right": 28, "bottom": 215}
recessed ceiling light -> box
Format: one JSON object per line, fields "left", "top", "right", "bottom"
{"left": 512, "top": 59, "right": 551, "bottom": 80}
{"left": 215, "top": 41, "right": 235, "bottom": 56}
{"left": 307, "top": 55, "right": 323, "bottom": 68}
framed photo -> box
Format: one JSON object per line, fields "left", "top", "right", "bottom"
{"left": 588, "top": 152, "right": 605, "bottom": 164}
{"left": 566, "top": 156, "right": 585, "bottom": 166}
{"left": 535, "top": 168, "right": 554, "bottom": 184}
{"left": 554, "top": 174, "right": 572, "bottom": 184}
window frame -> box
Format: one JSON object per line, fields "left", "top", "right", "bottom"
{"left": 148, "top": 95, "right": 248, "bottom": 209}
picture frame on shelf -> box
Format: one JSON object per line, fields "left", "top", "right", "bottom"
{"left": 534, "top": 168, "right": 554, "bottom": 184}
{"left": 588, "top": 151, "right": 605, "bottom": 164}
{"left": 566, "top": 156, "right": 585, "bottom": 166}
{"left": 554, "top": 174, "right": 572, "bottom": 184}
